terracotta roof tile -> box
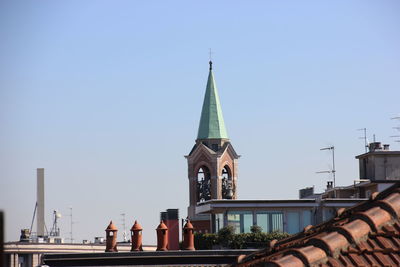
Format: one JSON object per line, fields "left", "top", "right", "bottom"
{"left": 337, "top": 219, "right": 371, "bottom": 243}
{"left": 337, "top": 254, "right": 352, "bottom": 266}
{"left": 389, "top": 253, "right": 400, "bottom": 265}
{"left": 324, "top": 258, "right": 341, "bottom": 267}
{"left": 290, "top": 245, "right": 327, "bottom": 265}
{"left": 309, "top": 232, "right": 348, "bottom": 256}
{"left": 376, "top": 192, "right": 400, "bottom": 218}
{"left": 267, "top": 254, "right": 304, "bottom": 267}
{"left": 347, "top": 253, "right": 368, "bottom": 266}
{"left": 234, "top": 182, "right": 400, "bottom": 267}
{"left": 354, "top": 207, "right": 392, "bottom": 231}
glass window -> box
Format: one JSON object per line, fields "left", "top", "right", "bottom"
{"left": 256, "top": 212, "right": 283, "bottom": 233}
{"left": 302, "top": 210, "right": 312, "bottom": 229}
{"left": 243, "top": 213, "right": 253, "bottom": 233}
{"left": 227, "top": 213, "right": 241, "bottom": 234}
{"left": 324, "top": 208, "right": 335, "bottom": 221}
{"left": 256, "top": 213, "right": 269, "bottom": 232}
{"left": 287, "top": 212, "right": 300, "bottom": 234}
{"left": 271, "top": 213, "right": 284, "bottom": 232}
{"left": 215, "top": 213, "right": 224, "bottom": 232}
{"left": 227, "top": 211, "right": 253, "bottom": 234}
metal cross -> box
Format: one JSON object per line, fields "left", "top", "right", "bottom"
{"left": 209, "top": 48, "right": 213, "bottom": 61}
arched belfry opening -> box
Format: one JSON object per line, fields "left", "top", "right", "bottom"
{"left": 222, "top": 166, "right": 234, "bottom": 199}
{"left": 197, "top": 166, "right": 211, "bottom": 202}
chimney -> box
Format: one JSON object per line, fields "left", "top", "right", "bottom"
{"left": 37, "top": 168, "right": 45, "bottom": 237}
{"left": 160, "top": 209, "right": 179, "bottom": 250}
{"left": 326, "top": 181, "right": 333, "bottom": 190}
{"left": 369, "top": 142, "right": 382, "bottom": 152}
{"left": 383, "top": 144, "right": 390, "bottom": 151}
{"left": 299, "top": 187, "right": 314, "bottom": 199}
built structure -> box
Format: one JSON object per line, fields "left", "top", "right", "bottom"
{"left": 4, "top": 61, "right": 400, "bottom": 267}
{"left": 356, "top": 141, "right": 400, "bottom": 181}
{"left": 235, "top": 181, "right": 400, "bottom": 267}
{"left": 186, "top": 61, "right": 239, "bottom": 233}
{"left": 194, "top": 142, "right": 400, "bottom": 235}
{"left": 186, "top": 62, "right": 400, "bottom": 236}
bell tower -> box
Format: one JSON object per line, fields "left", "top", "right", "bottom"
{"left": 186, "top": 61, "right": 239, "bottom": 229}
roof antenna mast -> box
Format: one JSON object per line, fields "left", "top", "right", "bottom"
{"left": 391, "top": 116, "right": 400, "bottom": 144}
{"left": 357, "top": 128, "right": 368, "bottom": 153}
{"left": 69, "top": 206, "right": 74, "bottom": 243}
{"left": 121, "top": 213, "right": 127, "bottom": 242}
{"left": 317, "top": 146, "right": 336, "bottom": 197}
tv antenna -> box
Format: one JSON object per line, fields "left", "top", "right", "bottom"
{"left": 121, "top": 213, "right": 127, "bottom": 242}
{"left": 68, "top": 207, "right": 75, "bottom": 243}
{"left": 391, "top": 116, "right": 400, "bottom": 144}
{"left": 318, "top": 146, "right": 336, "bottom": 197}
{"left": 357, "top": 128, "right": 368, "bottom": 153}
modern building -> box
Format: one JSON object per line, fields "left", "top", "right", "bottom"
{"left": 195, "top": 198, "right": 366, "bottom": 235}
{"left": 193, "top": 143, "right": 400, "bottom": 235}
{"left": 356, "top": 141, "right": 400, "bottom": 181}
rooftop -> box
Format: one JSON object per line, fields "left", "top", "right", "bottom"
{"left": 196, "top": 198, "right": 367, "bottom": 215}
{"left": 234, "top": 181, "right": 400, "bottom": 267}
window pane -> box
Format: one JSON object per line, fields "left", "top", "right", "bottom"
{"left": 215, "top": 213, "right": 224, "bottom": 233}
{"left": 287, "top": 212, "right": 300, "bottom": 234}
{"left": 243, "top": 214, "right": 253, "bottom": 233}
{"left": 302, "top": 210, "right": 312, "bottom": 229}
{"left": 256, "top": 213, "right": 269, "bottom": 232}
{"left": 227, "top": 211, "right": 253, "bottom": 233}
{"left": 271, "top": 213, "right": 283, "bottom": 232}
{"left": 227, "top": 213, "right": 241, "bottom": 234}
{"left": 323, "top": 208, "right": 335, "bottom": 221}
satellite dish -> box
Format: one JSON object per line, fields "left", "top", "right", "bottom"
{"left": 56, "top": 212, "right": 62, "bottom": 218}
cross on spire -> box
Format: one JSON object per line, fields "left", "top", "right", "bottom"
{"left": 209, "top": 49, "right": 213, "bottom": 70}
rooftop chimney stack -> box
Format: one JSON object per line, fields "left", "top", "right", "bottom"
{"left": 326, "top": 181, "right": 333, "bottom": 190}
{"left": 369, "top": 142, "right": 382, "bottom": 152}
{"left": 37, "top": 168, "right": 45, "bottom": 237}
{"left": 383, "top": 144, "right": 390, "bottom": 151}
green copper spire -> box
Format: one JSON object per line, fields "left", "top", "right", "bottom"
{"left": 197, "top": 61, "right": 229, "bottom": 140}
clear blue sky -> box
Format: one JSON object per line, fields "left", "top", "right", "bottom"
{"left": 1, "top": 0, "right": 399, "bottom": 245}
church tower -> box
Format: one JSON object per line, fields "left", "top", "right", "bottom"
{"left": 186, "top": 61, "right": 239, "bottom": 231}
